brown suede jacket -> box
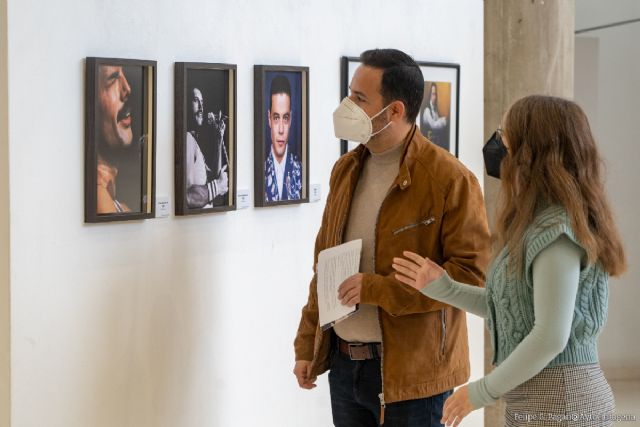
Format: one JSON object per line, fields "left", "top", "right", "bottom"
{"left": 294, "top": 126, "right": 491, "bottom": 405}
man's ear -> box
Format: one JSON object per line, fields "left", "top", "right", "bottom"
{"left": 390, "top": 100, "right": 406, "bottom": 122}
{"left": 267, "top": 109, "right": 271, "bottom": 127}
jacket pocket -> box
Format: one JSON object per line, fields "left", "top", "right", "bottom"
{"left": 438, "top": 309, "right": 447, "bottom": 362}
{"left": 392, "top": 216, "right": 436, "bottom": 236}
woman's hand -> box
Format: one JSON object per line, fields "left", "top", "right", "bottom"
{"left": 441, "top": 385, "right": 475, "bottom": 426}
{"left": 392, "top": 251, "right": 445, "bottom": 290}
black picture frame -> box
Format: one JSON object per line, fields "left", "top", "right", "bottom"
{"left": 174, "top": 62, "right": 237, "bottom": 215}
{"left": 254, "top": 65, "right": 309, "bottom": 207}
{"left": 85, "top": 57, "right": 156, "bottom": 223}
{"left": 339, "top": 56, "right": 461, "bottom": 158}
{"left": 339, "top": 56, "right": 359, "bottom": 156}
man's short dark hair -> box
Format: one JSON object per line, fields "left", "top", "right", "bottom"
{"left": 360, "top": 49, "right": 424, "bottom": 123}
{"left": 270, "top": 75, "right": 292, "bottom": 110}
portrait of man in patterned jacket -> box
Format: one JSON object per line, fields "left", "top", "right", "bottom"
{"left": 264, "top": 74, "right": 302, "bottom": 202}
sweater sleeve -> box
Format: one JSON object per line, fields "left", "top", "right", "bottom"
{"left": 467, "top": 235, "right": 583, "bottom": 408}
{"left": 420, "top": 273, "right": 488, "bottom": 318}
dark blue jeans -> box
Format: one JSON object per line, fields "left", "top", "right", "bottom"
{"left": 329, "top": 350, "right": 452, "bottom": 427}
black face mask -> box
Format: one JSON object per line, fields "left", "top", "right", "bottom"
{"left": 483, "top": 131, "right": 508, "bottom": 179}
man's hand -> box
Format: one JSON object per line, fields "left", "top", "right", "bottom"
{"left": 208, "top": 111, "right": 226, "bottom": 139}
{"left": 293, "top": 360, "right": 317, "bottom": 390}
{"left": 338, "top": 273, "right": 364, "bottom": 307}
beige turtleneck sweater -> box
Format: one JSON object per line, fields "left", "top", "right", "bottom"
{"left": 334, "top": 141, "right": 404, "bottom": 343}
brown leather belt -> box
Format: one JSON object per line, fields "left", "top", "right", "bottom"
{"left": 338, "top": 337, "right": 382, "bottom": 360}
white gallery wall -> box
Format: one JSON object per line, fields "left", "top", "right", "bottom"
{"left": 575, "top": 0, "right": 640, "bottom": 380}
{"left": 1, "top": 0, "right": 11, "bottom": 425}
{"left": 4, "top": 1, "right": 485, "bottom": 426}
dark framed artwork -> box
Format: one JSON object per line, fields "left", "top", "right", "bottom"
{"left": 339, "top": 57, "right": 460, "bottom": 158}
{"left": 85, "top": 57, "right": 156, "bottom": 223}
{"left": 254, "top": 65, "right": 309, "bottom": 207}
{"left": 174, "top": 62, "right": 237, "bottom": 215}
{"left": 339, "top": 56, "right": 361, "bottom": 155}
{"left": 417, "top": 62, "right": 460, "bottom": 157}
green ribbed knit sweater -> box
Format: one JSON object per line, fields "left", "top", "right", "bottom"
{"left": 422, "top": 206, "right": 609, "bottom": 408}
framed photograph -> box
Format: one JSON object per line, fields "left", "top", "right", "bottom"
{"left": 339, "top": 57, "right": 460, "bottom": 157}
{"left": 254, "top": 65, "right": 309, "bottom": 207}
{"left": 339, "top": 56, "right": 361, "bottom": 155}
{"left": 175, "top": 62, "right": 237, "bottom": 215}
{"left": 85, "top": 57, "right": 156, "bottom": 223}
{"left": 418, "top": 62, "right": 460, "bottom": 157}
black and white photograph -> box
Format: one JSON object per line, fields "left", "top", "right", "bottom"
{"left": 84, "top": 57, "right": 156, "bottom": 223}
{"left": 175, "top": 62, "right": 236, "bottom": 215}
{"left": 254, "top": 65, "right": 309, "bottom": 207}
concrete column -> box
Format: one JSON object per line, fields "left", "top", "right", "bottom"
{"left": 484, "top": 1, "right": 575, "bottom": 425}
{"left": 0, "top": 0, "right": 9, "bottom": 425}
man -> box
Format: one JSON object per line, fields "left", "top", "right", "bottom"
{"left": 96, "top": 64, "right": 134, "bottom": 213}
{"left": 185, "top": 85, "right": 229, "bottom": 209}
{"left": 293, "top": 49, "right": 491, "bottom": 426}
{"left": 265, "top": 75, "right": 302, "bottom": 202}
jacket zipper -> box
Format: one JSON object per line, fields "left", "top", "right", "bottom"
{"left": 335, "top": 212, "right": 348, "bottom": 245}
{"left": 335, "top": 157, "right": 360, "bottom": 245}
{"left": 392, "top": 216, "right": 435, "bottom": 235}
{"left": 374, "top": 183, "right": 397, "bottom": 425}
{"left": 378, "top": 392, "right": 386, "bottom": 424}
{"left": 440, "top": 309, "right": 447, "bottom": 357}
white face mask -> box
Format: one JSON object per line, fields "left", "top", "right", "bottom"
{"left": 333, "top": 97, "right": 392, "bottom": 143}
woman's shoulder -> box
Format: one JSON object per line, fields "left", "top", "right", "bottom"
{"left": 524, "top": 205, "right": 581, "bottom": 266}
{"left": 531, "top": 205, "right": 571, "bottom": 229}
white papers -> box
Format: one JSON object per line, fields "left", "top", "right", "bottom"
{"left": 317, "top": 239, "right": 362, "bottom": 330}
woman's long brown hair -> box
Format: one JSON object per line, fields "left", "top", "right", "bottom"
{"left": 495, "top": 95, "right": 626, "bottom": 277}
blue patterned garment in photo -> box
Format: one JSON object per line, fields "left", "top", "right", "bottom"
{"left": 265, "top": 150, "right": 302, "bottom": 202}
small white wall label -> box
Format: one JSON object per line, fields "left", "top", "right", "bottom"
{"left": 237, "top": 189, "right": 250, "bottom": 209}
{"left": 310, "top": 184, "right": 321, "bottom": 202}
{"left": 156, "top": 196, "right": 170, "bottom": 218}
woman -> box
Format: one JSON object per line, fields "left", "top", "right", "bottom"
{"left": 421, "top": 82, "right": 448, "bottom": 150}
{"left": 423, "top": 83, "right": 447, "bottom": 129}
{"left": 393, "top": 95, "right": 626, "bottom": 427}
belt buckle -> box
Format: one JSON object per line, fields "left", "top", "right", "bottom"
{"left": 348, "top": 343, "right": 367, "bottom": 361}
